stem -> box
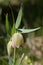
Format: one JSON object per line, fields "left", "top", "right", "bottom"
{"left": 12, "top": 48, "right": 16, "bottom": 65}
{"left": 9, "top": 56, "right": 12, "bottom": 65}
{"left": 9, "top": 48, "right": 16, "bottom": 65}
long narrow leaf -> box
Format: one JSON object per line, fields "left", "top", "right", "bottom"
{"left": 18, "top": 27, "right": 40, "bottom": 33}
{"left": 15, "top": 7, "right": 23, "bottom": 29}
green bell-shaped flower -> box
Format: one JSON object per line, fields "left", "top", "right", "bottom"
{"left": 11, "top": 33, "right": 24, "bottom": 48}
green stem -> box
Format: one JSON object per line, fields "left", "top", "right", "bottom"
{"left": 9, "top": 56, "right": 12, "bottom": 65}
{"left": 12, "top": 48, "right": 16, "bottom": 65}
{"left": 9, "top": 48, "right": 16, "bottom": 65}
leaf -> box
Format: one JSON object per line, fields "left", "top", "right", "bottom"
{"left": 15, "top": 6, "right": 23, "bottom": 29}
{"left": 18, "top": 27, "right": 40, "bottom": 33}
{"left": 11, "top": 23, "right": 15, "bottom": 35}
{"left": 5, "top": 14, "right": 10, "bottom": 33}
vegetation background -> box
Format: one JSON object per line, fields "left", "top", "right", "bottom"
{"left": 0, "top": 0, "right": 43, "bottom": 65}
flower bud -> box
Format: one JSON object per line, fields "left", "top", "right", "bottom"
{"left": 23, "top": 56, "right": 31, "bottom": 64}
{"left": 22, "top": 56, "right": 32, "bottom": 65}
{"left": 11, "top": 33, "right": 24, "bottom": 48}
{"left": 7, "top": 41, "right": 13, "bottom": 56}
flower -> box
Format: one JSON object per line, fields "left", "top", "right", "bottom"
{"left": 11, "top": 33, "right": 24, "bottom": 48}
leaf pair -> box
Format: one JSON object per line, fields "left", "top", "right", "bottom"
{"left": 14, "top": 6, "right": 40, "bottom": 34}
{"left": 5, "top": 6, "right": 40, "bottom": 36}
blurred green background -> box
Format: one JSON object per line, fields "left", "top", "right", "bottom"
{"left": 0, "top": 0, "right": 43, "bottom": 65}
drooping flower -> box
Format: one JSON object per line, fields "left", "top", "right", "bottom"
{"left": 11, "top": 33, "right": 24, "bottom": 48}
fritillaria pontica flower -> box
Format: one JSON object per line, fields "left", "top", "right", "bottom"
{"left": 11, "top": 33, "right": 24, "bottom": 48}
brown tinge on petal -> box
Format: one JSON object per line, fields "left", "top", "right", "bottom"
{"left": 11, "top": 33, "right": 24, "bottom": 48}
